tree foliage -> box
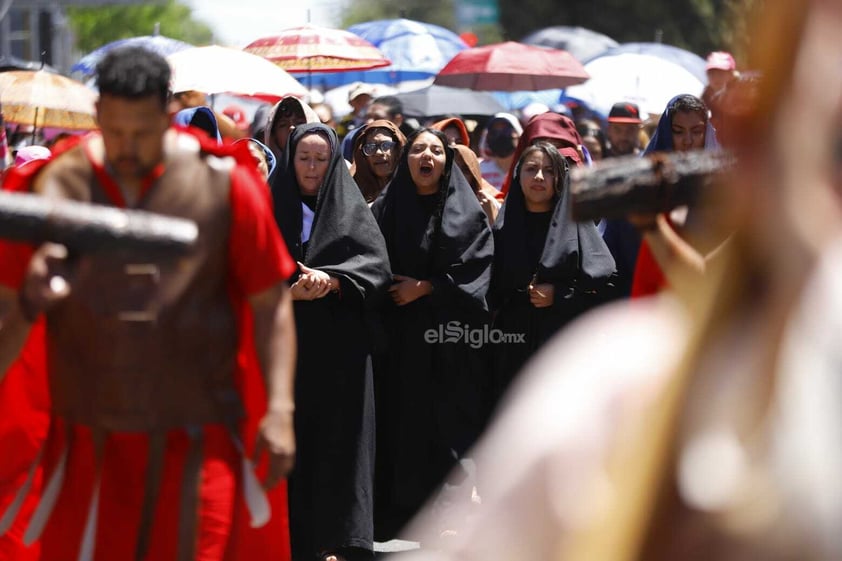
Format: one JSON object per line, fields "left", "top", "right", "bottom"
{"left": 66, "top": 0, "right": 213, "bottom": 53}
{"left": 339, "top": 0, "right": 759, "bottom": 60}
{"left": 498, "top": 0, "right": 760, "bottom": 58}
{"left": 339, "top": 0, "right": 458, "bottom": 30}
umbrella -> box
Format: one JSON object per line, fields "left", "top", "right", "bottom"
{"left": 562, "top": 52, "right": 705, "bottom": 118}
{"left": 434, "top": 41, "right": 589, "bottom": 91}
{"left": 167, "top": 46, "right": 307, "bottom": 102}
{"left": 395, "top": 84, "right": 505, "bottom": 118}
{"left": 349, "top": 18, "right": 467, "bottom": 82}
{"left": 294, "top": 18, "right": 469, "bottom": 88}
{"left": 597, "top": 43, "right": 707, "bottom": 83}
{"left": 492, "top": 89, "right": 564, "bottom": 112}
{"left": 71, "top": 34, "right": 193, "bottom": 75}
{"left": 521, "top": 26, "right": 618, "bottom": 66}
{"left": 0, "top": 55, "right": 58, "bottom": 73}
{"left": 244, "top": 25, "right": 390, "bottom": 74}
{"left": 322, "top": 82, "right": 399, "bottom": 121}
{"left": 0, "top": 70, "right": 97, "bottom": 130}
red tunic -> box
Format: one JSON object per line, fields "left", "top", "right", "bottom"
{"left": 0, "top": 159, "right": 53, "bottom": 561}
{"left": 0, "top": 132, "right": 295, "bottom": 561}
{"left": 630, "top": 239, "right": 668, "bottom": 298}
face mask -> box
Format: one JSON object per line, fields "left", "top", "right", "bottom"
{"left": 487, "top": 131, "right": 516, "bottom": 157}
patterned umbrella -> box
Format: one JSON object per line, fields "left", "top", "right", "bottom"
{"left": 71, "top": 34, "right": 193, "bottom": 75}
{"left": 434, "top": 41, "right": 589, "bottom": 91}
{"left": 244, "top": 25, "right": 390, "bottom": 74}
{"left": 0, "top": 70, "right": 97, "bottom": 130}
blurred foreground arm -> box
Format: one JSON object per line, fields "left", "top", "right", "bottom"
{"left": 249, "top": 282, "right": 297, "bottom": 488}
{"left": 0, "top": 242, "right": 73, "bottom": 378}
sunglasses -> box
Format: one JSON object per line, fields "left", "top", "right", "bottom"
{"left": 362, "top": 140, "right": 397, "bottom": 156}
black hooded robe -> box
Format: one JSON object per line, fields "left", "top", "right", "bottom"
{"left": 272, "top": 123, "right": 392, "bottom": 560}
{"left": 370, "top": 150, "right": 494, "bottom": 541}
{"left": 488, "top": 159, "right": 617, "bottom": 412}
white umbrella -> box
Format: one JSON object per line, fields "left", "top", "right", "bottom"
{"left": 167, "top": 46, "right": 307, "bottom": 102}
{"left": 563, "top": 52, "right": 704, "bottom": 119}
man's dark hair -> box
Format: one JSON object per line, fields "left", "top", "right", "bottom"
{"left": 371, "top": 95, "right": 403, "bottom": 119}
{"left": 95, "top": 46, "right": 171, "bottom": 109}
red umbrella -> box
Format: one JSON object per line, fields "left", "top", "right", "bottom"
{"left": 244, "top": 25, "right": 391, "bottom": 73}
{"left": 434, "top": 41, "right": 589, "bottom": 91}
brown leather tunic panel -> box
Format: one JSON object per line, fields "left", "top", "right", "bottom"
{"left": 40, "top": 132, "right": 243, "bottom": 432}
{"left": 639, "top": 474, "right": 814, "bottom": 561}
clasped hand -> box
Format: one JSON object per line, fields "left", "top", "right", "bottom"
{"left": 528, "top": 283, "right": 555, "bottom": 308}
{"left": 389, "top": 274, "right": 431, "bottom": 306}
{"left": 291, "top": 262, "right": 336, "bottom": 300}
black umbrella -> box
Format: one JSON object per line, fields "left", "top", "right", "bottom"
{"left": 521, "top": 26, "right": 618, "bottom": 64}
{"left": 394, "top": 84, "right": 505, "bottom": 118}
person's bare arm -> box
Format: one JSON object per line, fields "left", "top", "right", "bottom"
{"left": 642, "top": 213, "right": 707, "bottom": 276}
{"left": 0, "top": 285, "right": 32, "bottom": 379}
{"left": 249, "top": 281, "right": 297, "bottom": 489}
{"left": 1, "top": 242, "right": 74, "bottom": 379}
{"left": 630, "top": 213, "right": 731, "bottom": 293}
{"left": 215, "top": 111, "right": 249, "bottom": 140}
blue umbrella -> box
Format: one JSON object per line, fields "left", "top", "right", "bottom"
{"left": 492, "top": 89, "right": 563, "bottom": 111}
{"left": 290, "top": 18, "right": 468, "bottom": 88}
{"left": 71, "top": 34, "right": 194, "bottom": 75}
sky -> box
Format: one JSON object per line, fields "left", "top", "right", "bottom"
{"left": 183, "top": 0, "right": 344, "bottom": 47}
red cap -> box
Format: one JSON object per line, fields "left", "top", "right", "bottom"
{"left": 222, "top": 104, "right": 249, "bottom": 131}
{"left": 607, "top": 102, "right": 642, "bottom": 124}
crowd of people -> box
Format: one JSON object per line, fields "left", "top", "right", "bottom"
{"left": 1, "top": 4, "right": 837, "bottom": 559}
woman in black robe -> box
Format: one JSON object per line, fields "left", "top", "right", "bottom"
{"left": 489, "top": 141, "right": 616, "bottom": 410}
{"left": 370, "top": 128, "right": 494, "bottom": 541}
{"left": 350, "top": 119, "right": 406, "bottom": 203}
{"left": 272, "top": 123, "right": 392, "bottom": 561}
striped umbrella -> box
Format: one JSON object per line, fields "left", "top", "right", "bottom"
{"left": 244, "top": 25, "right": 390, "bottom": 74}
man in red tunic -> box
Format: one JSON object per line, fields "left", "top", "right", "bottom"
{"left": 0, "top": 46, "right": 297, "bottom": 561}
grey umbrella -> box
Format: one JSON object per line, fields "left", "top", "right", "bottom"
{"left": 0, "top": 55, "right": 57, "bottom": 73}
{"left": 394, "top": 84, "right": 505, "bottom": 118}
{"left": 521, "top": 26, "right": 618, "bottom": 64}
